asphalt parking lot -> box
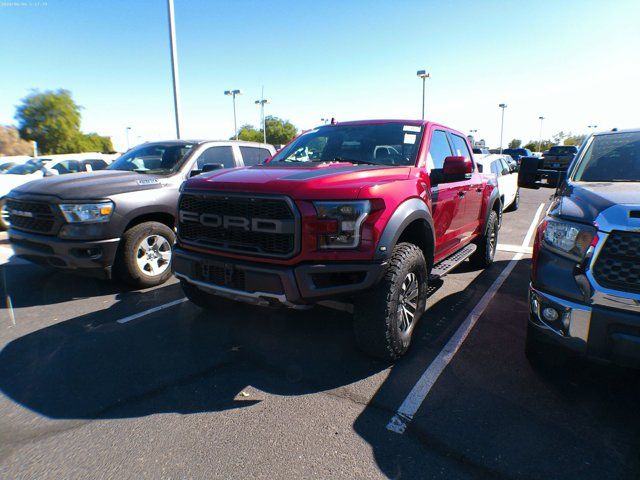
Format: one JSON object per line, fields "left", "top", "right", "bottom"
{"left": 0, "top": 188, "right": 638, "bottom": 480}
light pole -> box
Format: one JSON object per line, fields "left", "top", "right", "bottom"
{"left": 255, "top": 88, "right": 269, "bottom": 144}
{"left": 416, "top": 70, "right": 430, "bottom": 120}
{"left": 126, "top": 126, "right": 132, "bottom": 150}
{"left": 498, "top": 103, "right": 507, "bottom": 153}
{"left": 538, "top": 116, "right": 545, "bottom": 153}
{"left": 224, "top": 89, "right": 242, "bottom": 140}
{"left": 167, "top": 0, "right": 183, "bottom": 139}
{"left": 588, "top": 124, "right": 598, "bottom": 131}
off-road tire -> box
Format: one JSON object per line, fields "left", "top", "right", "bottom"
{"left": 505, "top": 189, "right": 520, "bottom": 212}
{"left": 116, "top": 221, "right": 175, "bottom": 288}
{"left": 353, "top": 242, "right": 428, "bottom": 361}
{"left": 469, "top": 210, "right": 499, "bottom": 269}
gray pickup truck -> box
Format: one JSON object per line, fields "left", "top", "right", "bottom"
{"left": 7, "top": 140, "right": 275, "bottom": 287}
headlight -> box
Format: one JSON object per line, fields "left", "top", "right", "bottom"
{"left": 541, "top": 219, "right": 597, "bottom": 261}
{"left": 59, "top": 202, "right": 114, "bottom": 223}
{"left": 313, "top": 200, "right": 370, "bottom": 249}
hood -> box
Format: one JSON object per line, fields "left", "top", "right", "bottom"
{"left": 10, "top": 170, "right": 169, "bottom": 200}
{"left": 184, "top": 163, "right": 412, "bottom": 199}
{"left": 551, "top": 182, "right": 640, "bottom": 225}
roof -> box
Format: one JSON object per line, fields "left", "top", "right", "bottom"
{"left": 593, "top": 128, "right": 640, "bottom": 136}
{"left": 139, "top": 139, "right": 274, "bottom": 148}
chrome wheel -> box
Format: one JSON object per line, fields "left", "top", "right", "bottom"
{"left": 397, "top": 272, "right": 419, "bottom": 334}
{"left": 135, "top": 234, "right": 172, "bottom": 277}
{"left": 1, "top": 202, "right": 10, "bottom": 228}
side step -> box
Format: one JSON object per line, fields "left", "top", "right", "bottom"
{"left": 429, "top": 243, "right": 477, "bottom": 280}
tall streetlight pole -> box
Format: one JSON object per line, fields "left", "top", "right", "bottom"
{"left": 255, "top": 87, "right": 269, "bottom": 144}
{"left": 538, "top": 116, "right": 545, "bottom": 153}
{"left": 224, "top": 89, "right": 242, "bottom": 140}
{"left": 416, "top": 70, "right": 430, "bottom": 120}
{"left": 588, "top": 124, "right": 598, "bottom": 131}
{"left": 498, "top": 103, "right": 507, "bottom": 153}
{"left": 126, "top": 126, "right": 132, "bottom": 150}
{"left": 167, "top": 0, "right": 183, "bottom": 139}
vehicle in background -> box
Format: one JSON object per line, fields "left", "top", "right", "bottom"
{"left": 476, "top": 154, "right": 519, "bottom": 211}
{"left": 0, "top": 153, "right": 116, "bottom": 229}
{"left": 7, "top": 140, "right": 276, "bottom": 286}
{"left": 503, "top": 147, "right": 533, "bottom": 163}
{"left": 541, "top": 145, "right": 579, "bottom": 171}
{"left": 473, "top": 147, "right": 490, "bottom": 155}
{"left": 0, "top": 156, "right": 32, "bottom": 173}
{"left": 519, "top": 129, "right": 640, "bottom": 369}
{"left": 173, "top": 120, "right": 502, "bottom": 360}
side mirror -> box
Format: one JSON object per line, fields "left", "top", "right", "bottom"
{"left": 189, "top": 163, "right": 224, "bottom": 177}
{"left": 442, "top": 156, "right": 473, "bottom": 182}
{"left": 263, "top": 156, "right": 272, "bottom": 164}
{"left": 518, "top": 156, "right": 566, "bottom": 189}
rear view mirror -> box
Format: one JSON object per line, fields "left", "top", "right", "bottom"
{"left": 442, "top": 156, "right": 473, "bottom": 182}
{"left": 518, "top": 156, "right": 566, "bottom": 189}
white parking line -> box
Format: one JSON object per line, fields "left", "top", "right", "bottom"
{"left": 497, "top": 243, "right": 533, "bottom": 254}
{"left": 387, "top": 202, "right": 546, "bottom": 434}
{"left": 116, "top": 298, "right": 188, "bottom": 324}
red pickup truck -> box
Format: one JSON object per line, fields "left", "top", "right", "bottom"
{"left": 173, "top": 120, "right": 501, "bottom": 360}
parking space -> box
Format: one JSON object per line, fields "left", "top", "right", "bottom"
{"left": 0, "top": 188, "right": 638, "bottom": 479}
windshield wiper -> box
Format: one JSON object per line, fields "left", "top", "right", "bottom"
{"left": 332, "top": 157, "right": 380, "bottom": 165}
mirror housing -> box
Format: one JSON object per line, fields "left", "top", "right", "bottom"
{"left": 518, "top": 156, "right": 566, "bottom": 189}
{"left": 442, "top": 156, "right": 473, "bottom": 182}
{"left": 189, "top": 163, "right": 225, "bottom": 177}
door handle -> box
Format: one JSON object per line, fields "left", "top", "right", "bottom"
{"left": 458, "top": 191, "right": 465, "bottom": 198}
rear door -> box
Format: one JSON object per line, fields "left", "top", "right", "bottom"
{"left": 448, "top": 132, "right": 483, "bottom": 239}
{"left": 424, "top": 129, "right": 466, "bottom": 260}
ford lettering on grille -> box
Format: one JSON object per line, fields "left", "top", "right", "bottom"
{"left": 179, "top": 211, "right": 294, "bottom": 234}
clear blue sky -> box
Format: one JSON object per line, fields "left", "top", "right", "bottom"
{"left": 1, "top": 0, "right": 639, "bottom": 151}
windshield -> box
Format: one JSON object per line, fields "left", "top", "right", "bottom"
{"left": 109, "top": 143, "right": 193, "bottom": 174}
{"left": 6, "top": 159, "right": 44, "bottom": 175}
{"left": 268, "top": 123, "right": 424, "bottom": 166}
{"left": 573, "top": 132, "right": 640, "bottom": 182}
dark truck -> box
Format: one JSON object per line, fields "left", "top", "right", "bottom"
{"left": 7, "top": 140, "right": 275, "bottom": 287}
{"left": 519, "top": 129, "right": 640, "bottom": 368}
{"left": 541, "top": 145, "right": 578, "bottom": 170}
{"left": 172, "top": 120, "right": 502, "bottom": 360}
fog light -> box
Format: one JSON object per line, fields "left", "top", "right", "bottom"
{"left": 542, "top": 307, "right": 559, "bottom": 322}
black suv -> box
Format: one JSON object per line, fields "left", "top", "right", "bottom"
{"left": 519, "top": 129, "right": 640, "bottom": 368}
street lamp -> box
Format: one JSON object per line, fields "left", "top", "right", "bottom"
{"left": 255, "top": 98, "right": 269, "bottom": 144}
{"left": 498, "top": 103, "right": 507, "bottom": 153}
{"left": 588, "top": 124, "right": 598, "bottom": 130}
{"left": 538, "top": 116, "right": 545, "bottom": 153}
{"left": 167, "top": 0, "right": 183, "bottom": 139}
{"left": 126, "top": 126, "right": 132, "bottom": 150}
{"left": 416, "top": 70, "right": 430, "bottom": 120}
{"left": 224, "top": 89, "right": 242, "bottom": 140}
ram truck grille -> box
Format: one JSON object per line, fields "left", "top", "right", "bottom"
{"left": 178, "top": 193, "right": 298, "bottom": 258}
{"left": 593, "top": 231, "right": 640, "bottom": 293}
{"left": 6, "top": 199, "right": 57, "bottom": 234}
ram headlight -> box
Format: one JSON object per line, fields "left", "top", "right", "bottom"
{"left": 313, "top": 200, "right": 370, "bottom": 249}
{"left": 59, "top": 202, "right": 114, "bottom": 223}
{"left": 541, "top": 219, "right": 596, "bottom": 262}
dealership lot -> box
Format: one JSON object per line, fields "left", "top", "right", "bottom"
{"left": 0, "top": 188, "right": 638, "bottom": 479}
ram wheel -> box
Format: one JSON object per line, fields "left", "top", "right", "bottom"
{"left": 0, "top": 198, "right": 10, "bottom": 231}
{"left": 353, "top": 242, "right": 428, "bottom": 361}
{"left": 469, "top": 210, "right": 499, "bottom": 269}
{"left": 116, "top": 221, "right": 175, "bottom": 288}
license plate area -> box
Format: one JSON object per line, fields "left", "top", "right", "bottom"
{"left": 196, "top": 261, "right": 246, "bottom": 290}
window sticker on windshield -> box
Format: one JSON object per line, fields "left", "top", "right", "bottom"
{"left": 403, "top": 125, "right": 421, "bottom": 132}
{"left": 404, "top": 133, "right": 417, "bottom": 144}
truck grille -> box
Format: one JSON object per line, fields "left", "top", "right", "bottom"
{"left": 178, "top": 193, "right": 299, "bottom": 258}
{"left": 593, "top": 231, "right": 640, "bottom": 293}
{"left": 6, "top": 199, "right": 57, "bottom": 234}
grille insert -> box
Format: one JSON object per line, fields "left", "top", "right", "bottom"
{"left": 6, "top": 199, "right": 56, "bottom": 234}
{"left": 593, "top": 231, "right": 640, "bottom": 293}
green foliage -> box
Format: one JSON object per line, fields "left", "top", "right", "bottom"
{"left": 14, "top": 89, "right": 113, "bottom": 154}
{"left": 524, "top": 140, "right": 555, "bottom": 152}
{"left": 563, "top": 134, "right": 586, "bottom": 146}
{"left": 236, "top": 124, "right": 263, "bottom": 142}
{"left": 508, "top": 138, "right": 522, "bottom": 149}
{"left": 0, "top": 125, "right": 33, "bottom": 156}
{"left": 264, "top": 116, "right": 297, "bottom": 145}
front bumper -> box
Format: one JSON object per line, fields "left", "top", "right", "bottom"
{"left": 529, "top": 286, "right": 640, "bottom": 367}
{"left": 9, "top": 228, "right": 120, "bottom": 278}
{"left": 173, "top": 247, "right": 386, "bottom": 307}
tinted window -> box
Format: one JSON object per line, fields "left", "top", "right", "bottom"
{"left": 240, "top": 146, "right": 271, "bottom": 166}
{"left": 491, "top": 160, "right": 500, "bottom": 175}
{"left": 51, "top": 160, "right": 83, "bottom": 174}
{"left": 196, "top": 146, "right": 235, "bottom": 169}
{"left": 7, "top": 159, "right": 44, "bottom": 175}
{"left": 428, "top": 130, "right": 452, "bottom": 170}
{"left": 109, "top": 143, "right": 193, "bottom": 173}
{"left": 573, "top": 132, "right": 640, "bottom": 182}
{"left": 450, "top": 134, "right": 471, "bottom": 158}
{"left": 84, "top": 159, "right": 108, "bottom": 170}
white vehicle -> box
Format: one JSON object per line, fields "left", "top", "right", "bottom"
{"left": 475, "top": 154, "right": 519, "bottom": 212}
{"left": 0, "top": 156, "right": 32, "bottom": 173}
{"left": 0, "top": 153, "right": 117, "bottom": 229}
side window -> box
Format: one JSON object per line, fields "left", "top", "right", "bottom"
{"left": 427, "top": 130, "right": 452, "bottom": 170}
{"left": 450, "top": 134, "right": 472, "bottom": 159}
{"left": 196, "top": 146, "right": 235, "bottom": 169}
{"left": 491, "top": 160, "right": 501, "bottom": 176}
{"left": 499, "top": 158, "right": 510, "bottom": 174}
{"left": 84, "top": 159, "right": 108, "bottom": 171}
{"left": 52, "top": 160, "right": 82, "bottom": 174}
{"left": 239, "top": 146, "right": 271, "bottom": 166}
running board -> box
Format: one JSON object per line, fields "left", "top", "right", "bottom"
{"left": 430, "top": 244, "right": 477, "bottom": 280}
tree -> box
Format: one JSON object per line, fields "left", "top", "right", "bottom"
{"left": 563, "top": 134, "right": 586, "bottom": 146}
{"left": 0, "top": 125, "right": 33, "bottom": 156}
{"left": 14, "top": 89, "right": 113, "bottom": 154}
{"left": 508, "top": 138, "right": 522, "bottom": 149}
{"left": 524, "top": 140, "right": 554, "bottom": 152}
{"left": 264, "top": 116, "right": 297, "bottom": 145}
{"left": 236, "top": 124, "right": 263, "bottom": 142}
